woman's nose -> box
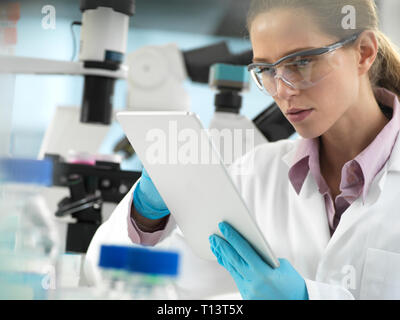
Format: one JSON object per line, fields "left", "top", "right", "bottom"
{"left": 274, "top": 76, "right": 300, "bottom": 100}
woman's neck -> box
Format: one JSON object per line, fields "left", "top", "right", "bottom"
{"left": 319, "top": 86, "right": 390, "bottom": 172}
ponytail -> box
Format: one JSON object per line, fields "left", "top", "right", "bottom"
{"left": 371, "top": 31, "right": 400, "bottom": 98}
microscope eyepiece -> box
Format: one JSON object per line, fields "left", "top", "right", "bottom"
{"left": 79, "top": 0, "right": 135, "bottom": 125}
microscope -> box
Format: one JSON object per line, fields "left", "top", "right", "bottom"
{"left": 0, "top": 0, "right": 135, "bottom": 125}
{"left": 0, "top": 0, "right": 136, "bottom": 254}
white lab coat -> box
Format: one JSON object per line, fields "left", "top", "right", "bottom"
{"left": 85, "top": 136, "right": 400, "bottom": 300}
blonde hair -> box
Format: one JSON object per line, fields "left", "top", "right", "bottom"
{"left": 247, "top": 0, "right": 400, "bottom": 98}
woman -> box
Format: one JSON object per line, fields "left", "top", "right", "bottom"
{"left": 86, "top": 0, "right": 400, "bottom": 299}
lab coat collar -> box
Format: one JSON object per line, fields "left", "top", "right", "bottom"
{"left": 282, "top": 141, "right": 300, "bottom": 168}
{"left": 364, "top": 124, "right": 400, "bottom": 206}
{"left": 385, "top": 133, "right": 400, "bottom": 172}
{"left": 381, "top": 86, "right": 400, "bottom": 173}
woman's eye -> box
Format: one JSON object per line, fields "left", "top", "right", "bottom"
{"left": 295, "top": 58, "right": 313, "bottom": 67}
{"left": 260, "top": 67, "right": 275, "bottom": 75}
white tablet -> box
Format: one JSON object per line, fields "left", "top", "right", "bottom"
{"left": 116, "top": 111, "right": 279, "bottom": 268}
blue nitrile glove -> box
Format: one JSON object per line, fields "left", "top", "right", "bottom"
{"left": 132, "top": 168, "right": 170, "bottom": 220}
{"left": 209, "top": 222, "right": 309, "bottom": 300}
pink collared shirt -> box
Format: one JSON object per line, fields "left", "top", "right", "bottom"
{"left": 288, "top": 87, "right": 400, "bottom": 236}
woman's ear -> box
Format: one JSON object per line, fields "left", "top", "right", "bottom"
{"left": 355, "top": 30, "right": 379, "bottom": 76}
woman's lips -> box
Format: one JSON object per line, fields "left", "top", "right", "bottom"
{"left": 286, "top": 109, "right": 314, "bottom": 122}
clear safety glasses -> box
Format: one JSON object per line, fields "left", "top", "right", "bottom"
{"left": 248, "top": 32, "right": 362, "bottom": 97}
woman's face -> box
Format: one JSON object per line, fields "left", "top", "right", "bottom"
{"left": 250, "top": 8, "right": 360, "bottom": 139}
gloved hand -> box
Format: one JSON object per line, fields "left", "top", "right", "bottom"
{"left": 209, "top": 222, "right": 309, "bottom": 300}
{"left": 132, "top": 168, "right": 170, "bottom": 220}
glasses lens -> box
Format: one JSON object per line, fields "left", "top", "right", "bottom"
{"left": 251, "top": 51, "right": 340, "bottom": 96}
{"left": 250, "top": 67, "right": 277, "bottom": 96}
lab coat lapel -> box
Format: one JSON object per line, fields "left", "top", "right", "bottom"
{"left": 299, "top": 172, "right": 331, "bottom": 244}
{"left": 282, "top": 142, "right": 331, "bottom": 247}
{"left": 385, "top": 133, "right": 400, "bottom": 172}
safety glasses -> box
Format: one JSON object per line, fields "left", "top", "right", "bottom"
{"left": 248, "top": 32, "right": 362, "bottom": 96}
